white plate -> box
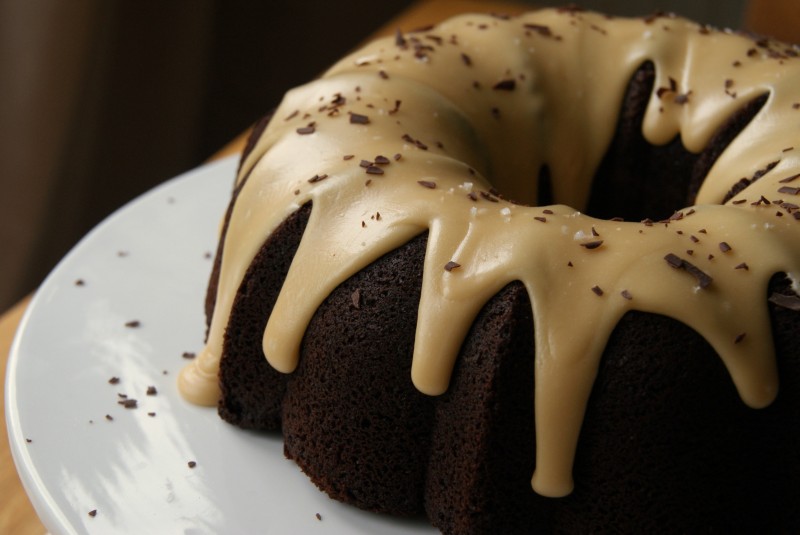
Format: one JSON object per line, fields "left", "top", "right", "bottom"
{"left": 5, "top": 157, "right": 435, "bottom": 535}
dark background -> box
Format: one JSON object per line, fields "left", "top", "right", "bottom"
{"left": 1, "top": 0, "right": 760, "bottom": 310}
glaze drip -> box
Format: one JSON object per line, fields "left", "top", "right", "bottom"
{"left": 179, "top": 9, "right": 800, "bottom": 498}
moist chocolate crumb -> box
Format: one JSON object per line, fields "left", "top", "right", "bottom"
{"left": 444, "top": 261, "right": 461, "bottom": 272}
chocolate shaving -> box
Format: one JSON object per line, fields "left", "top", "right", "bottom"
{"left": 621, "top": 289, "right": 633, "bottom": 300}
{"left": 779, "top": 172, "right": 800, "bottom": 183}
{"left": 296, "top": 124, "right": 315, "bottom": 135}
{"left": 493, "top": 79, "right": 516, "bottom": 91}
{"left": 778, "top": 186, "right": 800, "bottom": 195}
{"left": 769, "top": 292, "right": 800, "bottom": 311}
{"left": 580, "top": 240, "right": 604, "bottom": 250}
{"left": 349, "top": 113, "right": 370, "bottom": 124}
{"left": 417, "top": 180, "right": 436, "bottom": 189}
{"left": 719, "top": 241, "right": 732, "bottom": 252}
{"left": 118, "top": 399, "right": 138, "bottom": 409}
{"left": 308, "top": 173, "right": 329, "bottom": 183}
{"left": 366, "top": 166, "right": 384, "bottom": 175}
{"left": 374, "top": 155, "right": 391, "bottom": 165}
{"left": 444, "top": 261, "right": 461, "bottom": 272}
{"left": 664, "top": 253, "right": 713, "bottom": 288}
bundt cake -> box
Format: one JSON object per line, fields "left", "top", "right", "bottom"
{"left": 179, "top": 7, "right": 800, "bottom": 533}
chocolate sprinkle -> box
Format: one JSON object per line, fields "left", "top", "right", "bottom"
{"left": 124, "top": 320, "right": 141, "bottom": 328}
{"left": 366, "top": 166, "right": 384, "bottom": 175}
{"left": 664, "top": 253, "right": 713, "bottom": 288}
{"left": 296, "top": 125, "right": 316, "bottom": 135}
{"left": 418, "top": 180, "right": 436, "bottom": 189}
{"left": 182, "top": 351, "right": 196, "bottom": 359}
{"left": 444, "top": 261, "right": 461, "bottom": 272}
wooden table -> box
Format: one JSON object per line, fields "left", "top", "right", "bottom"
{"left": 0, "top": 1, "right": 524, "bottom": 532}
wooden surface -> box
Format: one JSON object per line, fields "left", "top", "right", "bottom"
{"left": 0, "top": 1, "right": 524, "bottom": 533}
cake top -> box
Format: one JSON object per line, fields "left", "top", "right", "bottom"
{"left": 180, "top": 8, "right": 800, "bottom": 497}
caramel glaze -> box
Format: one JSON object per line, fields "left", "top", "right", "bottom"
{"left": 180, "top": 9, "right": 800, "bottom": 498}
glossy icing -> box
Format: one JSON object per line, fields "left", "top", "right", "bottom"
{"left": 180, "top": 9, "right": 800, "bottom": 497}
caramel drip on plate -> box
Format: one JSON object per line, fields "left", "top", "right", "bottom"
{"left": 179, "top": 9, "right": 800, "bottom": 498}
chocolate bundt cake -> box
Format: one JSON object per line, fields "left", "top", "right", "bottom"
{"left": 180, "top": 8, "right": 800, "bottom": 533}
